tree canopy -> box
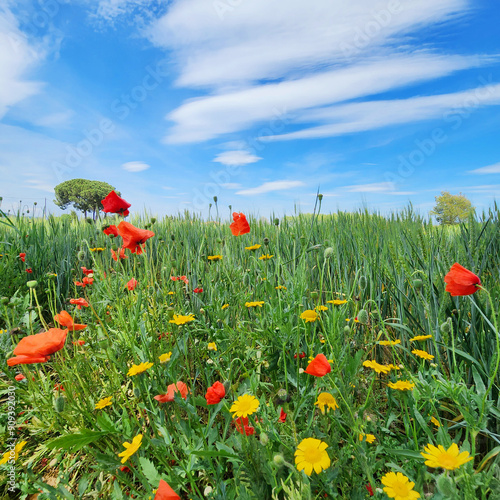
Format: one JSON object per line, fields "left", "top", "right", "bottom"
{"left": 430, "top": 191, "right": 474, "bottom": 225}
{"left": 54, "top": 179, "right": 118, "bottom": 219}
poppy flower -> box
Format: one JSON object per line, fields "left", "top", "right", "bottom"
{"left": 305, "top": 353, "right": 332, "bottom": 377}
{"left": 205, "top": 381, "right": 226, "bottom": 405}
{"left": 230, "top": 212, "right": 250, "bottom": 236}
{"left": 154, "top": 381, "right": 189, "bottom": 403}
{"left": 117, "top": 221, "right": 155, "bottom": 255}
{"left": 69, "top": 298, "right": 89, "bottom": 310}
{"left": 127, "top": 278, "right": 138, "bottom": 291}
{"left": 193, "top": 287, "right": 203, "bottom": 293}
{"left": 111, "top": 247, "right": 128, "bottom": 261}
{"left": 171, "top": 275, "right": 189, "bottom": 285}
{"left": 154, "top": 479, "right": 180, "bottom": 500}
{"left": 81, "top": 267, "right": 94, "bottom": 276}
{"left": 72, "top": 339, "right": 85, "bottom": 346}
{"left": 103, "top": 225, "right": 119, "bottom": 237}
{"left": 234, "top": 416, "right": 255, "bottom": 435}
{"left": 19, "top": 253, "right": 26, "bottom": 262}
{"left": 278, "top": 407, "right": 287, "bottom": 423}
{"left": 75, "top": 276, "right": 94, "bottom": 287}
{"left": 15, "top": 374, "right": 26, "bottom": 381}
{"left": 54, "top": 310, "right": 87, "bottom": 331}
{"left": 101, "top": 191, "right": 131, "bottom": 217}
{"left": 26, "top": 268, "right": 33, "bottom": 273}
{"left": 444, "top": 263, "right": 481, "bottom": 296}
{"left": 7, "top": 328, "right": 68, "bottom": 366}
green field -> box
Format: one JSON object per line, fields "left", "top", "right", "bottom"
{"left": 1, "top": 204, "right": 500, "bottom": 499}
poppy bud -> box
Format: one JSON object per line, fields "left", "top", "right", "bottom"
{"left": 324, "top": 247, "right": 334, "bottom": 259}
{"left": 274, "top": 218, "right": 279, "bottom": 226}
{"left": 112, "top": 244, "right": 118, "bottom": 251}
{"left": 413, "top": 279, "right": 423, "bottom": 289}
{"left": 27, "top": 280, "right": 38, "bottom": 288}
{"left": 54, "top": 396, "right": 65, "bottom": 413}
{"left": 310, "top": 291, "right": 319, "bottom": 300}
{"left": 166, "top": 307, "right": 175, "bottom": 319}
{"left": 150, "top": 218, "right": 156, "bottom": 224}
{"left": 199, "top": 308, "right": 205, "bottom": 315}
{"left": 357, "top": 309, "right": 369, "bottom": 325}
{"left": 77, "top": 250, "right": 86, "bottom": 261}
{"left": 260, "top": 432, "right": 269, "bottom": 445}
{"left": 440, "top": 319, "right": 451, "bottom": 334}
{"left": 344, "top": 326, "right": 351, "bottom": 334}
{"left": 273, "top": 453, "right": 285, "bottom": 466}
{"left": 318, "top": 193, "right": 323, "bottom": 201}
{"left": 213, "top": 196, "right": 218, "bottom": 203}
{"left": 263, "top": 237, "right": 270, "bottom": 245}
{"left": 359, "top": 275, "right": 368, "bottom": 290}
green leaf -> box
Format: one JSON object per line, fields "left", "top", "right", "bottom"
{"left": 385, "top": 448, "right": 424, "bottom": 460}
{"left": 139, "top": 457, "right": 162, "bottom": 486}
{"left": 46, "top": 429, "right": 110, "bottom": 452}
{"left": 472, "top": 366, "right": 486, "bottom": 396}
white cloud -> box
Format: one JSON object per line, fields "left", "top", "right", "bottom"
{"left": 121, "top": 161, "right": 151, "bottom": 172}
{"left": 213, "top": 150, "right": 262, "bottom": 166}
{"left": 236, "top": 180, "right": 305, "bottom": 195}
{"left": 346, "top": 182, "right": 395, "bottom": 193}
{"left": 468, "top": 162, "right": 500, "bottom": 174}
{"left": 0, "top": 5, "right": 46, "bottom": 118}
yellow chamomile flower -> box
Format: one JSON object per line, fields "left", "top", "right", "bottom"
{"left": 259, "top": 254, "right": 274, "bottom": 260}
{"left": 208, "top": 255, "right": 223, "bottom": 261}
{"left": 169, "top": 314, "right": 195, "bottom": 325}
{"left": 300, "top": 310, "right": 318, "bottom": 322}
{"left": 421, "top": 443, "right": 473, "bottom": 470}
{"left": 245, "top": 244, "right": 262, "bottom": 251}
{"left": 387, "top": 380, "right": 415, "bottom": 391}
{"left": 230, "top": 394, "right": 259, "bottom": 418}
{"left": 95, "top": 396, "right": 113, "bottom": 410}
{"left": 208, "top": 342, "right": 217, "bottom": 351}
{"left": 430, "top": 416, "right": 441, "bottom": 428}
{"left": 315, "top": 305, "right": 328, "bottom": 312}
{"left": 118, "top": 434, "right": 142, "bottom": 464}
{"left": 327, "top": 299, "right": 347, "bottom": 305}
{"left": 378, "top": 340, "right": 401, "bottom": 346}
{"left": 314, "top": 393, "right": 338, "bottom": 414}
{"left": 381, "top": 472, "right": 420, "bottom": 500}
{"left": 0, "top": 441, "right": 27, "bottom": 465}
{"left": 245, "top": 301, "right": 265, "bottom": 308}
{"left": 127, "top": 362, "right": 153, "bottom": 377}
{"left": 412, "top": 349, "right": 434, "bottom": 360}
{"left": 294, "top": 438, "right": 331, "bottom": 476}
{"left": 159, "top": 352, "right": 172, "bottom": 363}
{"left": 362, "top": 360, "right": 391, "bottom": 374}
{"left": 275, "top": 285, "right": 287, "bottom": 290}
{"left": 410, "top": 335, "right": 432, "bottom": 342}
{"left": 221, "top": 303, "right": 229, "bottom": 309}
{"left": 359, "top": 433, "right": 376, "bottom": 444}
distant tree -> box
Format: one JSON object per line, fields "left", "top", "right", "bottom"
{"left": 54, "top": 179, "right": 118, "bottom": 219}
{"left": 430, "top": 191, "right": 474, "bottom": 225}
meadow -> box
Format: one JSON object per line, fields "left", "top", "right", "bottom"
{"left": 1, "top": 199, "right": 500, "bottom": 499}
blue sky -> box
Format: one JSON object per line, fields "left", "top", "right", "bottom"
{"left": 1, "top": 0, "right": 499, "bottom": 218}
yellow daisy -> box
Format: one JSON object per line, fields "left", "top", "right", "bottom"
{"left": 294, "top": 438, "right": 330, "bottom": 476}
{"left": 326, "top": 299, "right": 347, "bottom": 305}
{"left": 0, "top": 441, "right": 27, "bottom": 465}
{"left": 410, "top": 335, "right": 432, "bottom": 342}
{"left": 381, "top": 472, "right": 420, "bottom": 500}
{"left": 300, "top": 310, "right": 319, "bottom": 323}
{"left": 95, "top": 396, "right": 113, "bottom": 410}
{"left": 207, "top": 342, "right": 217, "bottom": 351}
{"left": 421, "top": 443, "right": 473, "bottom": 470}
{"left": 259, "top": 254, "right": 274, "bottom": 260}
{"left": 159, "top": 352, "right": 172, "bottom": 363}
{"left": 169, "top": 314, "right": 195, "bottom": 325}
{"left": 245, "top": 301, "right": 265, "bottom": 308}
{"left": 359, "top": 433, "right": 376, "bottom": 444}
{"left": 412, "top": 349, "right": 434, "bottom": 360}
{"left": 362, "top": 360, "right": 391, "bottom": 374}
{"left": 229, "top": 394, "right": 259, "bottom": 418}
{"left": 387, "top": 380, "right": 415, "bottom": 391}
{"left": 117, "top": 434, "right": 142, "bottom": 464}
{"left": 127, "top": 362, "right": 153, "bottom": 376}
{"left": 221, "top": 303, "right": 229, "bottom": 309}
{"left": 378, "top": 340, "right": 401, "bottom": 346}
{"left": 245, "top": 244, "right": 262, "bottom": 251}
{"left": 314, "top": 393, "right": 338, "bottom": 414}
{"left": 208, "top": 255, "right": 223, "bottom": 261}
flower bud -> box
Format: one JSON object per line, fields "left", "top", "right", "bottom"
{"left": 440, "top": 319, "right": 451, "bottom": 334}
{"left": 413, "top": 279, "right": 423, "bottom": 290}
{"left": 324, "top": 247, "right": 334, "bottom": 259}
{"left": 213, "top": 196, "right": 218, "bottom": 203}
{"left": 77, "top": 250, "right": 86, "bottom": 261}
{"left": 357, "top": 309, "right": 369, "bottom": 325}
{"left": 260, "top": 432, "right": 269, "bottom": 446}
{"left": 344, "top": 325, "right": 351, "bottom": 334}
{"left": 27, "top": 280, "right": 38, "bottom": 288}
{"left": 318, "top": 194, "right": 323, "bottom": 201}
{"left": 359, "top": 275, "right": 368, "bottom": 290}
{"left": 150, "top": 218, "right": 156, "bottom": 224}
{"left": 273, "top": 453, "right": 285, "bottom": 466}
{"left": 274, "top": 218, "right": 279, "bottom": 226}
{"left": 263, "top": 237, "right": 270, "bottom": 246}
{"left": 310, "top": 291, "right": 319, "bottom": 300}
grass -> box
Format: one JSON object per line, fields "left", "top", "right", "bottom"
{"left": 1, "top": 201, "right": 500, "bottom": 499}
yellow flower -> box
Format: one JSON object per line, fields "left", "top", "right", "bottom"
{"left": 378, "top": 340, "right": 401, "bottom": 346}
{"left": 118, "top": 434, "right": 142, "bottom": 464}
{"left": 95, "top": 396, "right": 113, "bottom": 410}
{"left": 362, "top": 360, "right": 391, "bottom": 374}
{"left": 245, "top": 301, "right": 265, "bottom": 308}
{"left": 127, "top": 362, "right": 153, "bottom": 376}
{"left": 230, "top": 394, "right": 259, "bottom": 418}
{"left": 387, "top": 364, "right": 401, "bottom": 371}
{"left": 208, "top": 255, "right": 223, "bottom": 261}
{"left": 294, "top": 438, "right": 330, "bottom": 476}
{"left": 410, "top": 335, "right": 432, "bottom": 342}
{"left": 421, "top": 443, "right": 473, "bottom": 470}
{"left": 275, "top": 285, "right": 287, "bottom": 290}
{"left": 221, "top": 303, "right": 229, "bottom": 309}
{"left": 259, "top": 254, "right": 274, "bottom": 260}
{"left": 326, "top": 299, "right": 347, "bottom": 305}
{"left": 245, "top": 244, "right": 262, "bottom": 251}
{"left": 359, "top": 433, "right": 376, "bottom": 444}
{"left": 314, "top": 393, "right": 338, "bottom": 414}
{"left": 430, "top": 416, "right": 441, "bottom": 428}
{"left": 381, "top": 472, "right": 420, "bottom": 500}
{"left": 159, "top": 352, "right": 172, "bottom": 363}
{"left": 90, "top": 247, "right": 105, "bottom": 253}
{"left": 387, "top": 380, "right": 415, "bottom": 391}
{"left": 0, "top": 440, "right": 27, "bottom": 465}
{"left": 169, "top": 314, "right": 195, "bottom": 325}
{"left": 412, "top": 349, "right": 434, "bottom": 360}
{"left": 208, "top": 342, "right": 217, "bottom": 351}
{"left": 167, "top": 291, "right": 174, "bottom": 295}
{"left": 315, "top": 305, "right": 328, "bottom": 312}
{"left": 300, "top": 310, "right": 318, "bottom": 323}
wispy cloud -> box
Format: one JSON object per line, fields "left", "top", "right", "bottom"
{"left": 344, "top": 182, "right": 417, "bottom": 195}
{"left": 121, "top": 161, "right": 151, "bottom": 172}
{"left": 213, "top": 150, "right": 262, "bottom": 166}
{"left": 236, "top": 180, "right": 305, "bottom": 195}
{"left": 468, "top": 162, "right": 500, "bottom": 174}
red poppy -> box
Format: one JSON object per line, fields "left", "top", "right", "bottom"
{"left": 15, "top": 374, "right": 26, "bottom": 381}
{"left": 111, "top": 247, "right": 128, "bottom": 261}
{"left": 119, "top": 465, "right": 131, "bottom": 473}
{"left": 154, "top": 381, "right": 189, "bottom": 403}
{"left": 26, "top": 268, "right": 33, "bottom": 273}
{"left": 72, "top": 340, "right": 85, "bottom": 346}
{"left": 193, "top": 287, "right": 203, "bottom": 293}
{"left": 278, "top": 407, "right": 287, "bottom": 423}
{"left": 117, "top": 221, "right": 155, "bottom": 255}
{"left": 101, "top": 191, "right": 131, "bottom": 217}
{"left": 305, "top": 353, "right": 331, "bottom": 377}
{"left": 103, "top": 225, "right": 119, "bottom": 237}
{"left": 205, "top": 381, "right": 226, "bottom": 405}
{"left": 69, "top": 298, "right": 89, "bottom": 310}
{"left": 127, "top": 278, "right": 138, "bottom": 291}
{"left": 230, "top": 212, "right": 250, "bottom": 236}
{"left": 154, "top": 479, "right": 180, "bottom": 500}
{"left": 19, "top": 253, "right": 26, "bottom": 262}
{"left": 75, "top": 276, "right": 94, "bottom": 287}
{"left": 7, "top": 328, "right": 68, "bottom": 366}
{"left": 444, "top": 263, "right": 481, "bottom": 296}
{"left": 294, "top": 351, "right": 306, "bottom": 359}
{"left": 81, "top": 267, "right": 94, "bottom": 276}
{"left": 54, "top": 310, "right": 87, "bottom": 331}
{"left": 366, "top": 484, "right": 374, "bottom": 497}
{"left": 54, "top": 384, "right": 65, "bottom": 391}
{"left": 171, "top": 275, "right": 189, "bottom": 285}
{"left": 234, "top": 416, "right": 255, "bottom": 435}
